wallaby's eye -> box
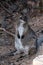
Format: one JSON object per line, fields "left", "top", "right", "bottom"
{"left": 20, "top": 16, "right": 22, "bottom": 19}
{"left": 21, "top": 35, "right": 24, "bottom": 39}
{"left": 17, "top": 33, "right": 20, "bottom": 38}
{"left": 24, "top": 16, "right": 27, "bottom": 22}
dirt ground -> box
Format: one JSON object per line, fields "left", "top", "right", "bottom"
{"left": 0, "top": 0, "right": 43, "bottom": 64}
{"left": 0, "top": 15, "right": 43, "bottom": 65}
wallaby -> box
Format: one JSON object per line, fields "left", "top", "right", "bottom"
{"left": 1, "top": 16, "right": 43, "bottom": 56}
{"left": 14, "top": 16, "right": 37, "bottom": 55}
{"left": 14, "top": 16, "right": 43, "bottom": 55}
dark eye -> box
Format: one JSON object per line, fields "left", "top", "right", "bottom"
{"left": 24, "top": 16, "right": 27, "bottom": 22}
{"left": 20, "top": 16, "right": 22, "bottom": 19}
{"left": 17, "top": 34, "right": 20, "bottom": 38}
{"left": 21, "top": 35, "right": 24, "bottom": 39}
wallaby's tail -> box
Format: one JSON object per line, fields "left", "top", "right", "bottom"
{"left": 36, "top": 35, "right": 43, "bottom": 50}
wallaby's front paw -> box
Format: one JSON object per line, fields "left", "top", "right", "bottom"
{"left": 29, "top": 47, "right": 36, "bottom": 55}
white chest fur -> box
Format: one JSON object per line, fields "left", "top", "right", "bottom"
{"left": 15, "top": 36, "right": 24, "bottom": 51}
{"left": 15, "top": 19, "right": 29, "bottom": 54}
{"left": 18, "top": 23, "right": 24, "bottom": 37}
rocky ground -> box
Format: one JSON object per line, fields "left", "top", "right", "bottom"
{"left": 0, "top": 15, "right": 43, "bottom": 65}
{"left": 0, "top": 0, "right": 43, "bottom": 65}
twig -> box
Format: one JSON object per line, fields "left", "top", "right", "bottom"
{"left": 0, "top": 2, "right": 11, "bottom": 15}
{"left": 0, "top": 28, "right": 15, "bottom": 37}
{"left": 0, "top": 2, "right": 14, "bottom": 20}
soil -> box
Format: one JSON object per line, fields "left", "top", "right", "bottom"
{"left": 0, "top": 15, "right": 43, "bottom": 65}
